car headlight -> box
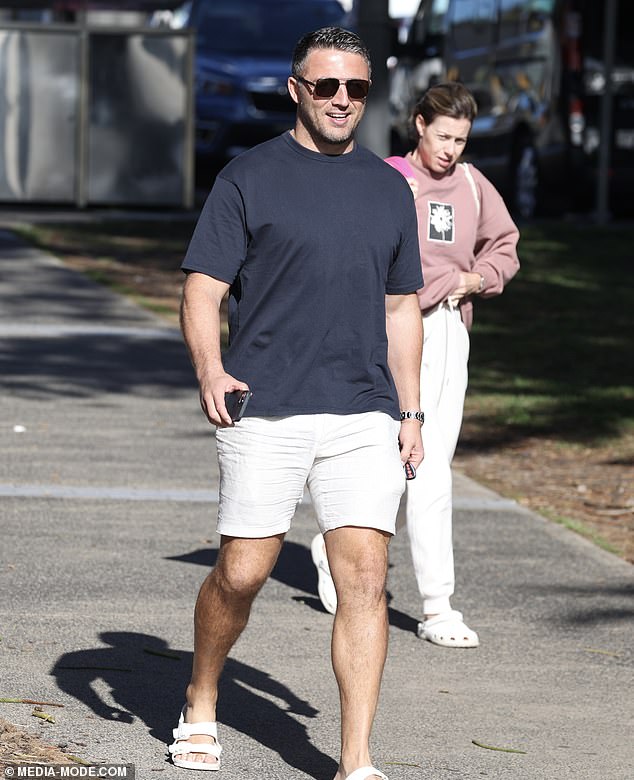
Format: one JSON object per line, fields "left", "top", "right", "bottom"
{"left": 196, "top": 74, "right": 235, "bottom": 96}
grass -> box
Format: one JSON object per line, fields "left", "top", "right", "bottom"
{"left": 464, "top": 221, "right": 634, "bottom": 450}
{"left": 12, "top": 218, "right": 196, "bottom": 323}
{"left": 13, "top": 218, "right": 196, "bottom": 271}
{"left": 540, "top": 509, "right": 623, "bottom": 557}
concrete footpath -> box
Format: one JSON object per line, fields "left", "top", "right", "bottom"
{"left": 0, "top": 229, "right": 632, "bottom": 780}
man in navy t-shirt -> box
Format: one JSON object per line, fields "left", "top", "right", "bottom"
{"left": 170, "top": 27, "right": 424, "bottom": 780}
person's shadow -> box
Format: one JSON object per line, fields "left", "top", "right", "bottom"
{"left": 52, "top": 631, "right": 337, "bottom": 779}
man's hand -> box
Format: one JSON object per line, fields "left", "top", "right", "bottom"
{"left": 199, "top": 373, "right": 250, "bottom": 428}
{"left": 180, "top": 272, "right": 246, "bottom": 428}
{"left": 385, "top": 292, "right": 424, "bottom": 476}
{"left": 447, "top": 271, "right": 482, "bottom": 307}
{"left": 399, "top": 419, "right": 424, "bottom": 471}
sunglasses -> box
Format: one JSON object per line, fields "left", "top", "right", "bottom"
{"left": 296, "top": 76, "right": 370, "bottom": 101}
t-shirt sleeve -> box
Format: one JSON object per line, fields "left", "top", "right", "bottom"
{"left": 181, "top": 175, "right": 248, "bottom": 282}
{"left": 385, "top": 186, "right": 424, "bottom": 295}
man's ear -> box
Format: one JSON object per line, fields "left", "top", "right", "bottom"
{"left": 287, "top": 75, "right": 300, "bottom": 105}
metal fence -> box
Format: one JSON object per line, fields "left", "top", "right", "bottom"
{"left": 0, "top": 22, "right": 194, "bottom": 207}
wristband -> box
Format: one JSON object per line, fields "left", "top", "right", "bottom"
{"left": 400, "top": 410, "right": 424, "bottom": 424}
{"left": 478, "top": 274, "right": 485, "bottom": 292}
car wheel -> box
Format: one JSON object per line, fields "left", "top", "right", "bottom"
{"left": 511, "top": 141, "right": 539, "bottom": 219}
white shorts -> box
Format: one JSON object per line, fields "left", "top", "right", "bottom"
{"left": 215, "top": 412, "right": 404, "bottom": 538}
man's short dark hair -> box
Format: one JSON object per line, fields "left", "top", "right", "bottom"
{"left": 292, "top": 26, "right": 371, "bottom": 78}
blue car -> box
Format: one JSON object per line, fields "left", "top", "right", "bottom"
{"left": 181, "top": 0, "right": 349, "bottom": 164}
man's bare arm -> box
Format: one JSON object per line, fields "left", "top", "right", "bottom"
{"left": 385, "top": 292, "right": 424, "bottom": 468}
{"left": 180, "top": 272, "right": 249, "bottom": 427}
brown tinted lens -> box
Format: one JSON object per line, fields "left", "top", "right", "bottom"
{"left": 313, "top": 78, "right": 340, "bottom": 98}
{"left": 346, "top": 79, "right": 370, "bottom": 99}
{"left": 312, "top": 78, "right": 370, "bottom": 99}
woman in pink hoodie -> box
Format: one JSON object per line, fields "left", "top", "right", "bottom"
{"left": 385, "top": 82, "right": 520, "bottom": 647}
{"left": 310, "top": 83, "right": 520, "bottom": 648}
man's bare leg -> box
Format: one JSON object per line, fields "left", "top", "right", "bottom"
{"left": 325, "top": 526, "right": 391, "bottom": 780}
{"left": 173, "top": 533, "right": 284, "bottom": 766}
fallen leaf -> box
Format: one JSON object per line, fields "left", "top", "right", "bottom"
{"left": 68, "top": 755, "right": 91, "bottom": 765}
{"left": 32, "top": 709, "right": 55, "bottom": 724}
{"left": 0, "top": 697, "right": 64, "bottom": 707}
{"left": 472, "top": 740, "right": 527, "bottom": 754}
{"left": 583, "top": 647, "right": 621, "bottom": 658}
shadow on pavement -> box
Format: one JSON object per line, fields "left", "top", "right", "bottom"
{"left": 526, "top": 582, "right": 634, "bottom": 627}
{"left": 1, "top": 335, "right": 194, "bottom": 400}
{"left": 51, "top": 631, "right": 336, "bottom": 779}
{"left": 167, "top": 543, "right": 421, "bottom": 634}
{"left": 166, "top": 540, "right": 318, "bottom": 596}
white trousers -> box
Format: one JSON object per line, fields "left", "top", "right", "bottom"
{"left": 403, "top": 303, "right": 470, "bottom": 615}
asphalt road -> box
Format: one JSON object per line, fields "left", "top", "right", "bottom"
{"left": 0, "top": 229, "right": 632, "bottom": 780}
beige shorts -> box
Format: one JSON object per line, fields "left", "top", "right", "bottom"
{"left": 215, "top": 412, "right": 404, "bottom": 538}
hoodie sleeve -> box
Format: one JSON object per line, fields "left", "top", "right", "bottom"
{"left": 471, "top": 169, "right": 520, "bottom": 297}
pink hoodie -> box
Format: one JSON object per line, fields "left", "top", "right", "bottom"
{"left": 386, "top": 153, "right": 520, "bottom": 330}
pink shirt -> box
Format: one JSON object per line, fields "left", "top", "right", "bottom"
{"left": 386, "top": 154, "right": 520, "bottom": 330}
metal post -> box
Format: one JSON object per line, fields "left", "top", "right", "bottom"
{"left": 596, "top": 0, "right": 617, "bottom": 224}
{"left": 183, "top": 29, "right": 195, "bottom": 210}
{"left": 76, "top": 25, "right": 89, "bottom": 208}
{"left": 355, "top": 0, "right": 391, "bottom": 157}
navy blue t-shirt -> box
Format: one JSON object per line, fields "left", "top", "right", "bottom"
{"left": 182, "top": 132, "right": 423, "bottom": 419}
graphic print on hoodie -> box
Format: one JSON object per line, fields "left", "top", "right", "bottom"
{"left": 428, "top": 201, "right": 455, "bottom": 243}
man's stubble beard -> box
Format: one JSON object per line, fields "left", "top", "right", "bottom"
{"left": 297, "top": 101, "right": 363, "bottom": 150}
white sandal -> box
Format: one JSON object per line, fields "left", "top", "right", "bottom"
{"left": 417, "top": 610, "right": 479, "bottom": 648}
{"left": 345, "top": 767, "right": 388, "bottom": 780}
{"left": 168, "top": 706, "right": 222, "bottom": 771}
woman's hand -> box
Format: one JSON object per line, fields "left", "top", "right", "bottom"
{"left": 447, "top": 271, "right": 483, "bottom": 307}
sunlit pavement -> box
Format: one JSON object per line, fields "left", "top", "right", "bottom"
{"left": 1, "top": 229, "right": 632, "bottom": 780}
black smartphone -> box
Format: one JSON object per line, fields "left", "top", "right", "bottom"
{"left": 224, "top": 389, "right": 252, "bottom": 422}
{"left": 404, "top": 462, "right": 416, "bottom": 480}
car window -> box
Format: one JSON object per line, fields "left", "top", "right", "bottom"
{"left": 499, "top": 0, "right": 555, "bottom": 39}
{"left": 450, "top": 0, "right": 496, "bottom": 50}
{"left": 190, "top": 0, "right": 346, "bottom": 56}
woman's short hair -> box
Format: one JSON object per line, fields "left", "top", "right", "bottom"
{"left": 292, "top": 26, "right": 372, "bottom": 79}
{"left": 408, "top": 82, "right": 477, "bottom": 147}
